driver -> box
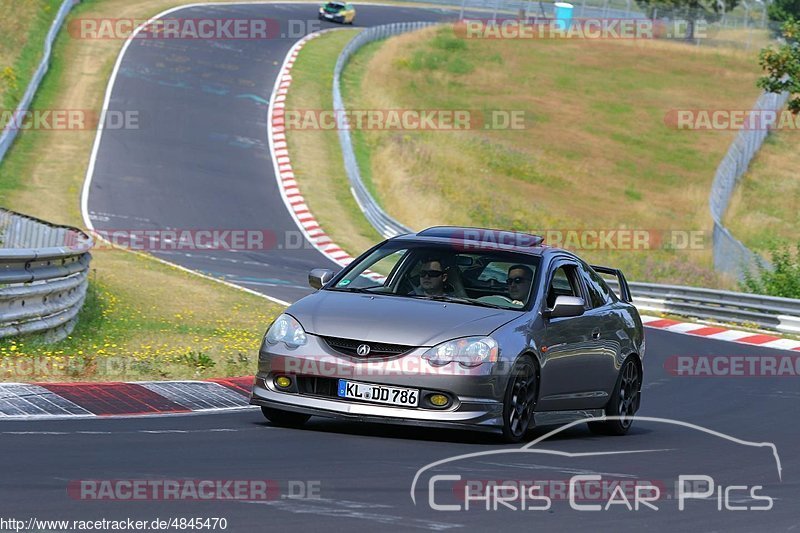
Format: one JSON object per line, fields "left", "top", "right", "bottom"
{"left": 411, "top": 258, "right": 448, "bottom": 296}
{"left": 506, "top": 264, "right": 534, "bottom": 305}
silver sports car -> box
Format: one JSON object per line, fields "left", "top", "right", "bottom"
{"left": 250, "top": 227, "right": 645, "bottom": 442}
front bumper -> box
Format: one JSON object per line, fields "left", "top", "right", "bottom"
{"left": 249, "top": 337, "right": 508, "bottom": 430}
{"left": 250, "top": 376, "right": 504, "bottom": 431}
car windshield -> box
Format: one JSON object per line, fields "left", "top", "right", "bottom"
{"left": 327, "top": 241, "right": 541, "bottom": 310}
{"left": 324, "top": 2, "right": 345, "bottom": 9}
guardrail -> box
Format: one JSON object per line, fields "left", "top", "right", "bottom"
{"left": 0, "top": 0, "right": 79, "bottom": 164}
{"left": 607, "top": 280, "right": 800, "bottom": 334}
{"left": 333, "top": 22, "right": 438, "bottom": 238}
{"left": 0, "top": 209, "right": 93, "bottom": 342}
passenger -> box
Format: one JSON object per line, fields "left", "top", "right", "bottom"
{"left": 506, "top": 264, "right": 534, "bottom": 305}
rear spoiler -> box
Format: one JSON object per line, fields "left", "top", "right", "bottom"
{"left": 591, "top": 265, "right": 632, "bottom": 303}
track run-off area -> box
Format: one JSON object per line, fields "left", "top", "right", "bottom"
{"left": 1, "top": 3, "right": 797, "bottom": 532}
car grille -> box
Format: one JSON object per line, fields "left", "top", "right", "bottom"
{"left": 321, "top": 336, "right": 414, "bottom": 358}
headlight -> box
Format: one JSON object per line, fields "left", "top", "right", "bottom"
{"left": 422, "top": 337, "right": 498, "bottom": 367}
{"left": 263, "top": 314, "right": 307, "bottom": 348}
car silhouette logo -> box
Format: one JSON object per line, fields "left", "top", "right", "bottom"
{"left": 357, "top": 344, "right": 371, "bottom": 356}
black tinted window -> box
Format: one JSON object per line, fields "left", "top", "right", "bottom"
{"left": 582, "top": 269, "right": 606, "bottom": 308}
{"left": 589, "top": 267, "right": 616, "bottom": 304}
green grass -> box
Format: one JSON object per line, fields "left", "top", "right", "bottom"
{"left": 0, "top": 6, "right": 74, "bottom": 199}
{"left": 0, "top": 0, "right": 63, "bottom": 113}
{"left": 340, "top": 40, "right": 385, "bottom": 207}
{"left": 283, "top": 29, "right": 383, "bottom": 256}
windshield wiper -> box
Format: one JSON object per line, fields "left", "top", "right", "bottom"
{"left": 329, "top": 287, "right": 379, "bottom": 293}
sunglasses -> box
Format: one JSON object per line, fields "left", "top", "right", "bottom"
{"left": 419, "top": 270, "right": 445, "bottom": 278}
{"left": 506, "top": 277, "right": 530, "bottom": 285}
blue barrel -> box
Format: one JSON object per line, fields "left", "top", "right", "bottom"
{"left": 553, "top": 2, "right": 574, "bottom": 30}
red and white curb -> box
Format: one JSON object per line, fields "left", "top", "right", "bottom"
{"left": 0, "top": 377, "right": 254, "bottom": 418}
{"left": 641, "top": 315, "right": 800, "bottom": 352}
{"left": 269, "top": 30, "right": 358, "bottom": 269}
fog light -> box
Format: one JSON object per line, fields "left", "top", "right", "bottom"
{"left": 430, "top": 394, "right": 449, "bottom": 407}
{"left": 275, "top": 375, "right": 292, "bottom": 389}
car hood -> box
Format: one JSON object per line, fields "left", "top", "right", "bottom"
{"left": 288, "top": 290, "right": 521, "bottom": 347}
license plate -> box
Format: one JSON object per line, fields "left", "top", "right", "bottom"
{"left": 324, "top": 13, "right": 333, "bottom": 18}
{"left": 337, "top": 379, "right": 419, "bottom": 407}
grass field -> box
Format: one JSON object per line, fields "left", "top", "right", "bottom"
{"left": 0, "top": 0, "right": 292, "bottom": 382}
{"left": 725, "top": 127, "right": 800, "bottom": 254}
{"left": 333, "top": 25, "right": 771, "bottom": 286}
{"left": 0, "top": 0, "right": 62, "bottom": 114}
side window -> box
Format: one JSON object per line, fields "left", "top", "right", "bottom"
{"left": 588, "top": 267, "right": 617, "bottom": 304}
{"left": 581, "top": 268, "right": 606, "bottom": 309}
{"left": 546, "top": 265, "right": 580, "bottom": 308}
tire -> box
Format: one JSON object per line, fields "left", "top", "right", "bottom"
{"left": 261, "top": 406, "right": 310, "bottom": 428}
{"left": 588, "top": 357, "right": 641, "bottom": 436}
{"left": 500, "top": 357, "right": 539, "bottom": 443}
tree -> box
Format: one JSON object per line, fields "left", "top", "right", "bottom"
{"left": 758, "top": 17, "right": 800, "bottom": 113}
{"left": 768, "top": 0, "right": 800, "bottom": 23}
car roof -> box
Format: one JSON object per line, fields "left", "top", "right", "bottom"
{"left": 391, "top": 226, "right": 571, "bottom": 258}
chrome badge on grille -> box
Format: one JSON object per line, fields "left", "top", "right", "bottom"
{"left": 356, "top": 344, "right": 371, "bottom": 356}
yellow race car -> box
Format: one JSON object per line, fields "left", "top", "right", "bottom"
{"left": 318, "top": 1, "right": 355, "bottom": 24}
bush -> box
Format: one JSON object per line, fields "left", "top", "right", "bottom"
{"left": 768, "top": 0, "right": 800, "bottom": 23}
{"left": 741, "top": 242, "right": 800, "bottom": 299}
{"left": 1, "top": 66, "right": 18, "bottom": 91}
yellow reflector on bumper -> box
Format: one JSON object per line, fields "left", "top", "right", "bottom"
{"left": 275, "top": 376, "right": 292, "bottom": 388}
{"left": 430, "top": 394, "right": 449, "bottom": 407}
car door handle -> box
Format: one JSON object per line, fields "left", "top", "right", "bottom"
{"left": 591, "top": 329, "right": 601, "bottom": 339}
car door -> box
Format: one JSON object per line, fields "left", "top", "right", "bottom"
{"left": 537, "top": 260, "right": 608, "bottom": 411}
{"left": 578, "top": 263, "right": 626, "bottom": 398}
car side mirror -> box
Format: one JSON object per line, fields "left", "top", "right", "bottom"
{"left": 543, "top": 296, "right": 585, "bottom": 319}
{"left": 308, "top": 268, "right": 335, "bottom": 290}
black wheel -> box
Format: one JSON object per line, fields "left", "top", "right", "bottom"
{"left": 501, "top": 357, "right": 538, "bottom": 443}
{"left": 589, "top": 357, "right": 641, "bottom": 436}
{"left": 261, "top": 406, "right": 310, "bottom": 428}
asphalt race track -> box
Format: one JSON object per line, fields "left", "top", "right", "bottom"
{"left": 84, "top": 3, "right": 458, "bottom": 303}
{"left": 7, "top": 3, "right": 797, "bottom": 531}
{"left": 1, "top": 329, "right": 799, "bottom": 530}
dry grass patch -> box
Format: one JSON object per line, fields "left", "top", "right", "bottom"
{"left": 344, "top": 25, "right": 768, "bottom": 285}
{"left": 725, "top": 127, "right": 800, "bottom": 253}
